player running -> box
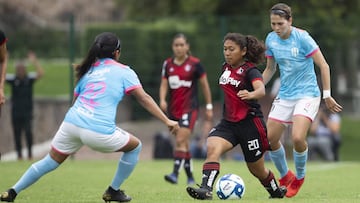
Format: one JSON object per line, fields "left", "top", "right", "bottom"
{"left": 263, "top": 3, "right": 342, "bottom": 198}
{"left": 0, "top": 32, "right": 179, "bottom": 203}
{"left": 186, "top": 33, "right": 287, "bottom": 200}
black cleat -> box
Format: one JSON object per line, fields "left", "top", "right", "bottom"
{"left": 0, "top": 189, "right": 17, "bottom": 202}
{"left": 186, "top": 186, "right": 212, "bottom": 200}
{"left": 269, "top": 186, "right": 287, "bottom": 198}
{"left": 102, "top": 186, "right": 131, "bottom": 202}
{"left": 164, "top": 173, "right": 178, "bottom": 184}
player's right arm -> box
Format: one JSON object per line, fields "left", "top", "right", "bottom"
{"left": 262, "top": 57, "right": 277, "bottom": 86}
{"left": 131, "top": 87, "right": 179, "bottom": 135}
{"left": 159, "top": 77, "right": 168, "bottom": 112}
{"left": 0, "top": 41, "right": 7, "bottom": 106}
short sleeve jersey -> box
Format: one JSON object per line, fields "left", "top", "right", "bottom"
{"left": 161, "top": 56, "right": 206, "bottom": 119}
{"left": 220, "top": 62, "right": 263, "bottom": 122}
{"left": 265, "top": 26, "right": 320, "bottom": 99}
{"left": 64, "top": 58, "right": 142, "bottom": 134}
{"left": 0, "top": 30, "right": 7, "bottom": 45}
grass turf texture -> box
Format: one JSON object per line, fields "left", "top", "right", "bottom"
{"left": 1, "top": 160, "right": 359, "bottom": 203}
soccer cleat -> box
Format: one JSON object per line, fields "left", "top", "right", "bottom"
{"left": 0, "top": 189, "right": 17, "bottom": 202}
{"left": 279, "top": 170, "right": 295, "bottom": 187}
{"left": 286, "top": 177, "right": 305, "bottom": 198}
{"left": 187, "top": 177, "right": 195, "bottom": 186}
{"left": 186, "top": 186, "right": 212, "bottom": 200}
{"left": 102, "top": 186, "right": 131, "bottom": 202}
{"left": 269, "top": 186, "right": 287, "bottom": 198}
{"left": 164, "top": 173, "right": 178, "bottom": 184}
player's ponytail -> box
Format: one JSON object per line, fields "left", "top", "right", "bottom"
{"left": 245, "top": 35, "right": 265, "bottom": 65}
{"left": 74, "top": 32, "right": 120, "bottom": 82}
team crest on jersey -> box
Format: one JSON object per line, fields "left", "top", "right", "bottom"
{"left": 236, "top": 68, "right": 244, "bottom": 75}
{"left": 185, "top": 64, "right": 191, "bottom": 72}
{"left": 169, "top": 67, "right": 174, "bottom": 72}
{"left": 291, "top": 47, "right": 299, "bottom": 57}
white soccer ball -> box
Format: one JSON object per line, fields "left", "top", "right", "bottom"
{"left": 215, "top": 173, "right": 245, "bottom": 200}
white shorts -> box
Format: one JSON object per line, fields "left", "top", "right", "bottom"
{"left": 51, "top": 122, "right": 131, "bottom": 155}
{"left": 268, "top": 97, "right": 321, "bottom": 124}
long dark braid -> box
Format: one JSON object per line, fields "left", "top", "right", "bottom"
{"left": 75, "top": 32, "right": 121, "bottom": 82}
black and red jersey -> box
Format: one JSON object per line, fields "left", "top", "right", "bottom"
{"left": 219, "top": 61, "right": 263, "bottom": 122}
{"left": 0, "top": 30, "right": 7, "bottom": 46}
{"left": 161, "top": 56, "right": 206, "bottom": 119}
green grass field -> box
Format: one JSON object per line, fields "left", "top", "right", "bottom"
{"left": 0, "top": 160, "right": 359, "bottom": 203}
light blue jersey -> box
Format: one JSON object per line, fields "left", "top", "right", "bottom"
{"left": 265, "top": 26, "right": 320, "bottom": 100}
{"left": 64, "top": 58, "right": 142, "bottom": 134}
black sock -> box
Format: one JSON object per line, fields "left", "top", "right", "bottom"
{"left": 184, "top": 152, "right": 193, "bottom": 179}
{"left": 260, "top": 170, "right": 281, "bottom": 196}
{"left": 172, "top": 151, "right": 185, "bottom": 176}
{"left": 201, "top": 162, "right": 220, "bottom": 191}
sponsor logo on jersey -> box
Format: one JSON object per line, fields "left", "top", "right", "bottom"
{"left": 219, "top": 69, "right": 241, "bottom": 87}
{"left": 168, "top": 75, "right": 192, "bottom": 89}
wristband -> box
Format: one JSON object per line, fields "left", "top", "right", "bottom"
{"left": 206, "top": 103, "right": 213, "bottom": 110}
{"left": 322, "top": 90, "right": 331, "bottom": 99}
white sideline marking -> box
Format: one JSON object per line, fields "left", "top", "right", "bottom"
{"left": 1, "top": 140, "right": 52, "bottom": 162}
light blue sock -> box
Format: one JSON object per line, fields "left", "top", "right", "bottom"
{"left": 293, "top": 148, "right": 308, "bottom": 179}
{"left": 111, "top": 142, "right": 142, "bottom": 190}
{"left": 269, "top": 144, "right": 289, "bottom": 178}
{"left": 13, "top": 154, "right": 60, "bottom": 193}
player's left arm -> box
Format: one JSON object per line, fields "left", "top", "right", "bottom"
{"left": 199, "top": 75, "right": 213, "bottom": 121}
{"left": 238, "top": 79, "right": 265, "bottom": 100}
{"left": 312, "top": 50, "right": 342, "bottom": 113}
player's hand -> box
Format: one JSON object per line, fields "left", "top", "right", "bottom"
{"left": 167, "top": 120, "right": 179, "bottom": 135}
{"left": 0, "top": 90, "right": 5, "bottom": 105}
{"left": 324, "top": 97, "right": 343, "bottom": 113}
{"left": 237, "top": 90, "right": 253, "bottom": 100}
{"left": 160, "top": 100, "right": 168, "bottom": 113}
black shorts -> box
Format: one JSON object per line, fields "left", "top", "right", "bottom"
{"left": 170, "top": 110, "right": 198, "bottom": 130}
{"left": 209, "top": 116, "right": 270, "bottom": 162}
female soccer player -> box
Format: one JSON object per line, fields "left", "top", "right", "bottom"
{"left": 0, "top": 32, "right": 179, "bottom": 202}
{"left": 186, "top": 33, "right": 286, "bottom": 200}
{"left": 262, "top": 3, "right": 342, "bottom": 198}
{"left": 160, "top": 33, "right": 213, "bottom": 185}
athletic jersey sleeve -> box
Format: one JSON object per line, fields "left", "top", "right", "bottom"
{"left": 161, "top": 60, "right": 168, "bottom": 78}
{"left": 247, "top": 68, "right": 263, "bottom": 83}
{"left": 299, "top": 31, "right": 319, "bottom": 57}
{"left": 123, "top": 66, "right": 142, "bottom": 94}
{"left": 195, "top": 62, "right": 206, "bottom": 78}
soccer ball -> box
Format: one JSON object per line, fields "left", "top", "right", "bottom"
{"left": 215, "top": 173, "right": 245, "bottom": 200}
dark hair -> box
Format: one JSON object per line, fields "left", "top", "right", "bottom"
{"left": 270, "top": 3, "right": 292, "bottom": 20}
{"left": 223, "top": 33, "right": 265, "bottom": 65}
{"left": 172, "top": 33, "right": 191, "bottom": 55}
{"left": 75, "top": 32, "right": 121, "bottom": 81}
